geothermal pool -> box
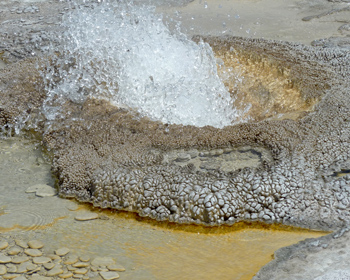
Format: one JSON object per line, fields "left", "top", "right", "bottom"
{"left": 1, "top": 0, "right": 350, "bottom": 279}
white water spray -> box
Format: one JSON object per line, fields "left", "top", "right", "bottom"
{"left": 44, "top": 1, "right": 242, "bottom": 128}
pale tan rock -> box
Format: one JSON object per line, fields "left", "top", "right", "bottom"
{"left": 79, "top": 255, "right": 90, "bottom": 262}
{"left": 33, "top": 257, "right": 51, "bottom": 264}
{"left": 90, "top": 266, "right": 98, "bottom": 272}
{"left": 74, "top": 268, "right": 88, "bottom": 275}
{"left": 47, "top": 267, "right": 64, "bottom": 277}
{"left": 26, "top": 184, "right": 57, "bottom": 197}
{"left": 17, "top": 261, "right": 31, "bottom": 273}
{"left": 58, "top": 272, "right": 73, "bottom": 279}
{"left": 27, "top": 263, "right": 38, "bottom": 271}
{"left": 106, "top": 264, "right": 125, "bottom": 272}
{"left": 12, "top": 256, "right": 30, "bottom": 264}
{"left": 30, "top": 274, "right": 53, "bottom": 280}
{"left": 15, "top": 240, "right": 28, "bottom": 249}
{"left": 53, "top": 264, "right": 63, "bottom": 270}
{"left": 43, "top": 263, "right": 55, "bottom": 270}
{"left": 91, "top": 257, "right": 115, "bottom": 267}
{"left": 0, "top": 241, "right": 8, "bottom": 250}
{"left": 36, "top": 187, "right": 57, "bottom": 197}
{"left": 55, "top": 248, "right": 70, "bottom": 256}
{"left": 6, "top": 264, "right": 17, "bottom": 273}
{"left": 28, "top": 240, "right": 44, "bottom": 249}
{"left": 74, "top": 212, "right": 99, "bottom": 221}
{"left": 64, "top": 255, "right": 78, "bottom": 265}
{"left": 0, "top": 264, "right": 7, "bottom": 275}
{"left": 99, "top": 271, "right": 120, "bottom": 280}
{"left": 0, "top": 253, "right": 11, "bottom": 264}
{"left": 72, "top": 262, "right": 89, "bottom": 268}
{"left": 3, "top": 274, "right": 19, "bottom": 279}
{"left": 67, "top": 265, "right": 77, "bottom": 271}
{"left": 25, "top": 249, "right": 43, "bottom": 257}
{"left": 47, "top": 254, "right": 61, "bottom": 261}
{"left": 72, "top": 275, "right": 84, "bottom": 279}
{"left": 14, "top": 276, "right": 27, "bottom": 280}
{"left": 7, "top": 247, "right": 22, "bottom": 255}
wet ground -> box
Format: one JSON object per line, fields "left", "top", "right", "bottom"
{"left": 0, "top": 138, "right": 327, "bottom": 279}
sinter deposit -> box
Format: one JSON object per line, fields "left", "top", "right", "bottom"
{"left": 1, "top": 1, "right": 350, "bottom": 232}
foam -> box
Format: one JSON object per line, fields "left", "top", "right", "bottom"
{"left": 43, "top": 1, "right": 243, "bottom": 128}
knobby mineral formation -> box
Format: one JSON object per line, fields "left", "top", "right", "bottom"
{"left": 1, "top": 4, "right": 350, "bottom": 232}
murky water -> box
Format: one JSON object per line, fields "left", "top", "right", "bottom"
{"left": 0, "top": 138, "right": 327, "bottom": 279}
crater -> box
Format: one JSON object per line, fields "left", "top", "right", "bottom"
{"left": 201, "top": 36, "right": 327, "bottom": 122}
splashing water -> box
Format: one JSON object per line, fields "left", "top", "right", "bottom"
{"left": 43, "top": 1, "right": 242, "bottom": 128}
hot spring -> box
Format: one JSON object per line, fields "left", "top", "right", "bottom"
{"left": 41, "top": 1, "right": 316, "bottom": 130}
{"left": 1, "top": 0, "right": 350, "bottom": 279}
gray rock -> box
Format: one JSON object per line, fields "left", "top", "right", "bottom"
{"left": 55, "top": 248, "right": 70, "bottom": 256}
{"left": 0, "top": 254, "right": 11, "bottom": 264}
{"left": 99, "top": 271, "right": 120, "bottom": 280}
{"left": 0, "top": 264, "right": 7, "bottom": 275}
{"left": 74, "top": 212, "right": 99, "bottom": 221}
{"left": 0, "top": 241, "right": 8, "bottom": 250}
{"left": 24, "top": 249, "right": 42, "bottom": 257}
{"left": 28, "top": 240, "right": 44, "bottom": 249}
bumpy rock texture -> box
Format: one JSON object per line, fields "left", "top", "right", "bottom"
{"left": 1, "top": 2, "right": 350, "bottom": 232}
{"left": 253, "top": 226, "right": 350, "bottom": 280}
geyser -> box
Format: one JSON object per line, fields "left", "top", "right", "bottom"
{"left": 43, "top": 1, "right": 242, "bottom": 128}
{"left": 1, "top": 1, "right": 350, "bottom": 232}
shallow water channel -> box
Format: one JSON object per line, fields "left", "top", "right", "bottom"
{"left": 0, "top": 138, "right": 327, "bottom": 279}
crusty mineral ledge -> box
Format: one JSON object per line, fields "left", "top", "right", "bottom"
{"left": 253, "top": 226, "right": 350, "bottom": 280}
{"left": 1, "top": 36, "right": 350, "bottom": 231}
{"left": 43, "top": 36, "right": 350, "bottom": 231}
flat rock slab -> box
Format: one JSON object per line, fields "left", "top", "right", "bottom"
{"left": 28, "top": 240, "right": 44, "bottom": 249}
{"left": 55, "top": 247, "right": 70, "bottom": 256}
{"left": 24, "top": 249, "right": 43, "bottom": 257}
{"left": 72, "top": 262, "right": 89, "bottom": 268}
{"left": 74, "top": 212, "right": 99, "bottom": 221}
{"left": 74, "top": 268, "right": 88, "bottom": 275}
{"left": 11, "top": 256, "right": 30, "bottom": 264}
{"left": 15, "top": 240, "right": 28, "bottom": 249}
{"left": 107, "top": 264, "right": 125, "bottom": 272}
{"left": 8, "top": 247, "right": 22, "bottom": 255}
{"left": 99, "top": 271, "right": 120, "bottom": 280}
{"left": 47, "top": 267, "right": 64, "bottom": 277}
{"left": 79, "top": 255, "right": 90, "bottom": 262}
{"left": 43, "top": 263, "right": 55, "bottom": 270}
{"left": 58, "top": 272, "right": 73, "bottom": 278}
{"left": 63, "top": 255, "right": 78, "bottom": 265}
{"left": 0, "top": 254, "right": 11, "bottom": 264}
{"left": 26, "top": 184, "right": 57, "bottom": 197}
{"left": 31, "top": 275, "right": 54, "bottom": 280}
{"left": 17, "top": 261, "right": 33, "bottom": 273}
{"left": 33, "top": 256, "right": 51, "bottom": 264}
{"left": 14, "top": 276, "right": 27, "bottom": 280}
{"left": 0, "top": 241, "right": 8, "bottom": 250}
{"left": 0, "top": 264, "right": 7, "bottom": 275}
